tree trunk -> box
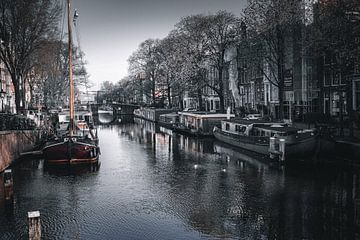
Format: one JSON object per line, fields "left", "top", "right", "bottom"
{"left": 179, "top": 94, "right": 184, "bottom": 110}
{"left": 167, "top": 85, "right": 172, "bottom": 108}
{"left": 276, "top": 25, "right": 285, "bottom": 120}
{"left": 197, "top": 88, "right": 203, "bottom": 111}
{"left": 278, "top": 84, "right": 284, "bottom": 120}
{"left": 218, "top": 67, "right": 225, "bottom": 113}
{"left": 339, "top": 92, "right": 344, "bottom": 137}
{"left": 14, "top": 81, "right": 21, "bottom": 114}
{"left": 151, "top": 77, "right": 156, "bottom": 106}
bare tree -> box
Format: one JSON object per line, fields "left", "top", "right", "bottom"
{"left": 128, "top": 39, "right": 163, "bottom": 106}
{"left": 313, "top": 0, "right": 360, "bottom": 134}
{"left": 204, "top": 11, "right": 241, "bottom": 113}
{"left": 0, "top": 0, "right": 60, "bottom": 113}
{"left": 243, "top": 0, "right": 305, "bottom": 119}
{"left": 174, "top": 14, "right": 211, "bottom": 110}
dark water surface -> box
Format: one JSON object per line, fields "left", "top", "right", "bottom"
{"left": 1, "top": 122, "right": 360, "bottom": 239}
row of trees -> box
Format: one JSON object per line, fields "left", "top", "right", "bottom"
{"left": 102, "top": 0, "right": 360, "bottom": 119}
{"left": 0, "top": 0, "right": 89, "bottom": 113}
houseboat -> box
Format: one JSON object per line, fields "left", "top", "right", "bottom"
{"left": 158, "top": 113, "right": 179, "bottom": 129}
{"left": 133, "top": 108, "right": 175, "bottom": 122}
{"left": 213, "top": 118, "right": 318, "bottom": 161}
{"left": 174, "top": 112, "right": 235, "bottom": 137}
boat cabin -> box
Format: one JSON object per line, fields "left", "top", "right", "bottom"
{"left": 134, "top": 108, "right": 175, "bottom": 122}
{"left": 159, "top": 113, "right": 179, "bottom": 124}
{"left": 179, "top": 111, "right": 235, "bottom": 134}
{"left": 220, "top": 118, "right": 316, "bottom": 142}
{"left": 221, "top": 119, "right": 288, "bottom": 137}
{"left": 58, "top": 109, "right": 94, "bottom": 132}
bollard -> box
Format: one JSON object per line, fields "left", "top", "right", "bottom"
{"left": 28, "top": 211, "right": 41, "bottom": 240}
{"left": 269, "top": 137, "right": 276, "bottom": 159}
{"left": 279, "top": 139, "right": 286, "bottom": 162}
{"left": 4, "top": 169, "right": 14, "bottom": 201}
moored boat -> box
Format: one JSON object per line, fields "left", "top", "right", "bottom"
{"left": 158, "top": 112, "right": 179, "bottom": 129}
{"left": 213, "top": 118, "right": 318, "bottom": 161}
{"left": 174, "top": 111, "right": 235, "bottom": 137}
{"left": 133, "top": 107, "right": 175, "bottom": 122}
{"left": 42, "top": 135, "right": 99, "bottom": 165}
{"left": 42, "top": 0, "right": 100, "bottom": 165}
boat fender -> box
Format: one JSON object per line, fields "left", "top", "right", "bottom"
{"left": 64, "top": 138, "right": 69, "bottom": 142}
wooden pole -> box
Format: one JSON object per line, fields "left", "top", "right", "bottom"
{"left": 67, "top": 0, "right": 75, "bottom": 136}
{"left": 28, "top": 211, "right": 41, "bottom": 240}
{"left": 4, "top": 169, "right": 13, "bottom": 201}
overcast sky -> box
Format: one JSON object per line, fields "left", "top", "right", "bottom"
{"left": 71, "top": 0, "right": 247, "bottom": 89}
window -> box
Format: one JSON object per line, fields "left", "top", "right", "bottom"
{"left": 324, "top": 68, "right": 331, "bottom": 86}
{"left": 332, "top": 71, "right": 340, "bottom": 85}
{"left": 215, "top": 101, "right": 220, "bottom": 110}
{"left": 225, "top": 123, "right": 230, "bottom": 131}
{"left": 235, "top": 125, "right": 243, "bottom": 132}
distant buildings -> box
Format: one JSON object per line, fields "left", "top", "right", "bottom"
{"left": 0, "top": 61, "right": 15, "bottom": 114}
{"left": 181, "top": 0, "right": 359, "bottom": 122}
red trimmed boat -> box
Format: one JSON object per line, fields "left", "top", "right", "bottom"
{"left": 42, "top": 0, "right": 100, "bottom": 165}
{"left": 43, "top": 134, "right": 99, "bottom": 165}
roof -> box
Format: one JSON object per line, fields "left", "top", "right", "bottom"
{"left": 178, "top": 111, "right": 235, "bottom": 119}
{"left": 222, "top": 118, "right": 282, "bottom": 125}
{"left": 160, "top": 113, "right": 179, "bottom": 117}
{"left": 255, "top": 125, "right": 299, "bottom": 133}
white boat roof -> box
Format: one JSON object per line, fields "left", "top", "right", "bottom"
{"left": 178, "top": 111, "right": 235, "bottom": 119}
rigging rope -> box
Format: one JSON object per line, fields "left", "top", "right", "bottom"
{"left": 73, "top": 9, "right": 90, "bottom": 100}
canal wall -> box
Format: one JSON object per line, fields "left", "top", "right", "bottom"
{"left": 0, "top": 130, "right": 39, "bottom": 172}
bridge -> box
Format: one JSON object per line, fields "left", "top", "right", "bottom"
{"left": 90, "top": 103, "right": 140, "bottom": 115}
{"left": 90, "top": 103, "right": 140, "bottom": 124}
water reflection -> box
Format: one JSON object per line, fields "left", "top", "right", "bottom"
{"left": 43, "top": 162, "right": 101, "bottom": 176}
{"left": 0, "top": 123, "right": 360, "bottom": 239}
{"left": 124, "top": 122, "right": 360, "bottom": 239}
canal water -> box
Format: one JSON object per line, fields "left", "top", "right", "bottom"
{"left": 1, "top": 122, "right": 360, "bottom": 239}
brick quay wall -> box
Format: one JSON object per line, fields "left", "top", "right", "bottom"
{"left": 0, "top": 130, "right": 39, "bottom": 172}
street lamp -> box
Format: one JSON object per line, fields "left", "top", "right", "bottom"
{"left": 0, "top": 89, "right": 5, "bottom": 113}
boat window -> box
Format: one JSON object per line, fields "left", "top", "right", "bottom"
{"left": 253, "top": 129, "right": 260, "bottom": 136}
{"left": 79, "top": 115, "right": 84, "bottom": 120}
{"left": 225, "top": 123, "right": 230, "bottom": 131}
{"left": 235, "top": 125, "right": 246, "bottom": 133}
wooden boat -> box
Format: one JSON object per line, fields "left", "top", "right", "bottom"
{"left": 42, "top": 0, "right": 99, "bottom": 165}
{"left": 213, "top": 119, "right": 318, "bottom": 161}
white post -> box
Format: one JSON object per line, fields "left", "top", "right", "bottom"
{"left": 4, "top": 169, "right": 13, "bottom": 201}
{"left": 269, "top": 137, "right": 276, "bottom": 159}
{"left": 279, "top": 138, "right": 286, "bottom": 162}
{"left": 28, "top": 211, "right": 41, "bottom": 240}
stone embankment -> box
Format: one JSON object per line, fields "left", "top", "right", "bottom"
{"left": 0, "top": 130, "right": 40, "bottom": 172}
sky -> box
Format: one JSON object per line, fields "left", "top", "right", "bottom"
{"left": 71, "top": 0, "right": 247, "bottom": 90}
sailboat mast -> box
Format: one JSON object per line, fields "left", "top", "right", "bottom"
{"left": 67, "top": 0, "right": 75, "bottom": 135}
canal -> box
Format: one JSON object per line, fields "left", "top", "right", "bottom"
{"left": 1, "top": 122, "right": 360, "bottom": 239}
